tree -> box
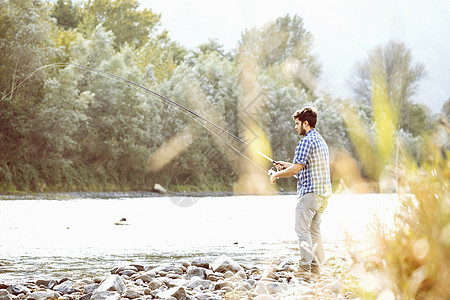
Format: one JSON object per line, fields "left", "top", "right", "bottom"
{"left": 79, "top": 0, "right": 161, "bottom": 49}
{"left": 442, "top": 98, "right": 450, "bottom": 121}
{"left": 349, "top": 40, "right": 426, "bottom": 118}
{"left": 51, "top": 0, "right": 80, "bottom": 30}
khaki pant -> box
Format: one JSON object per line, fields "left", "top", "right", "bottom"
{"left": 295, "top": 193, "right": 328, "bottom": 269}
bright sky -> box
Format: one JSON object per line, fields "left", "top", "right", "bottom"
{"left": 140, "top": 0, "right": 450, "bottom": 112}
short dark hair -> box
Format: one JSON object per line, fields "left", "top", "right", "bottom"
{"left": 292, "top": 107, "right": 318, "bottom": 128}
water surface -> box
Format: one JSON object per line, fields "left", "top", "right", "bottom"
{"left": 0, "top": 194, "right": 397, "bottom": 281}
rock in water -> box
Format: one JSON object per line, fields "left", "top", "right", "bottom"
{"left": 211, "top": 255, "right": 244, "bottom": 274}
{"left": 153, "top": 183, "right": 167, "bottom": 194}
{"left": 96, "top": 275, "right": 126, "bottom": 294}
{"left": 191, "top": 258, "right": 210, "bottom": 269}
{"left": 157, "top": 286, "right": 186, "bottom": 300}
{"left": 0, "top": 290, "right": 12, "bottom": 300}
{"left": 53, "top": 280, "right": 75, "bottom": 294}
{"left": 26, "top": 291, "right": 59, "bottom": 300}
{"left": 90, "top": 291, "right": 120, "bottom": 300}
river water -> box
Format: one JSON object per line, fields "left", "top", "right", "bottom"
{"left": 0, "top": 193, "right": 398, "bottom": 282}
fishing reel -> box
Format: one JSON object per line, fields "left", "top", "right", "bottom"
{"left": 267, "top": 168, "right": 277, "bottom": 176}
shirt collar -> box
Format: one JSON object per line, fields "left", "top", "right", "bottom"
{"left": 305, "top": 128, "right": 316, "bottom": 137}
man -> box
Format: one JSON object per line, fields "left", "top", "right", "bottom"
{"left": 269, "top": 106, "right": 331, "bottom": 277}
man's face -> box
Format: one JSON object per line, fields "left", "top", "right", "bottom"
{"left": 294, "top": 119, "right": 306, "bottom": 136}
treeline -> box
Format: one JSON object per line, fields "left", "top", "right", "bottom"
{"left": 0, "top": 0, "right": 448, "bottom": 193}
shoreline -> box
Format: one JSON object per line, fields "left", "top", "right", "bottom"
{"left": 0, "top": 190, "right": 296, "bottom": 200}
{"left": 0, "top": 255, "right": 358, "bottom": 300}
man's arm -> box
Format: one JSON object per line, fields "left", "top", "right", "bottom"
{"left": 273, "top": 160, "right": 293, "bottom": 170}
{"left": 270, "top": 163, "right": 303, "bottom": 184}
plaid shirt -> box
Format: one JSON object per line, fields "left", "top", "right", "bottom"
{"left": 293, "top": 129, "right": 332, "bottom": 198}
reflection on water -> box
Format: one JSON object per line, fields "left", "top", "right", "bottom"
{"left": 0, "top": 194, "right": 397, "bottom": 281}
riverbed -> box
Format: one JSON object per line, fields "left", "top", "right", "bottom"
{"left": 0, "top": 193, "right": 398, "bottom": 282}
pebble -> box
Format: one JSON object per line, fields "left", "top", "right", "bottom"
{"left": 0, "top": 254, "right": 357, "bottom": 300}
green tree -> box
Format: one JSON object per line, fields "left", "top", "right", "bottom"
{"left": 0, "top": 0, "right": 55, "bottom": 191}
{"left": 51, "top": 0, "right": 80, "bottom": 30}
{"left": 79, "top": 0, "right": 161, "bottom": 49}
{"left": 442, "top": 98, "right": 450, "bottom": 121}
{"left": 349, "top": 40, "right": 427, "bottom": 121}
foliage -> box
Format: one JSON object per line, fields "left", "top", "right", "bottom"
{"left": 78, "top": 0, "right": 161, "bottom": 49}
{"left": 51, "top": 0, "right": 80, "bottom": 30}
{"left": 0, "top": 1, "right": 440, "bottom": 193}
{"left": 349, "top": 40, "right": 430, "bottom": 137}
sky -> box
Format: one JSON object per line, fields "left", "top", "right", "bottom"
{"left": 140, "top": 0, "right": 450, "bottom": 113}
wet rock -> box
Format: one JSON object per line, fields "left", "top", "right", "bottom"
{"left": 26, "top": 291, "right": 60, "bottom": 300}
{"left": 148, "top": 279, "right": 163, "bottom": 291}
{"left": 157, "top": 286, "right": 186, "bottom": 300}
{"left": 90, "top": 291, "right": 120, "bottom": 300}
{"left": 80, "top": 292, "right": 92, "bottom": 300}
{"left": 260, "top": 270, "right": 279, "bottom": 282}
{"left": 122, "top": 287, "right": 141, "bottom": 299}
{"left": 213, "top": 280, "right": 234, "bottom": 291}
{"left": 84, "top": 284, "right": 100, "bottom": 294}
{"left": 96, "top": 275, "right": 126, "bottom": 294}
{"left": 7, "top": 285, "right": 29, "bottom": 296}
{"left": 186, "top": 279, "right": 211, "bottom": 290}
{"left": 211, "top": 255, "right": 244, "bottom": 274}
{"left": 35, "top": 280, "right": 57, "bottom": 289}
{"left": 186, "top": 266, "right": 208, "bottom": 280}
{"left": 0, "top": 290, "right": 12, "bottom": 300}
{"left": 53, "top": 280, "right": 75, "bottom": 294}
{"left": 191, "top": 258, "right": 210, "bottom": 269}
{"left": 110, "top": 266, "right": 138, "bottom": 276}
{"left": 137, "top": 271, "right": 157, "bottom": 283}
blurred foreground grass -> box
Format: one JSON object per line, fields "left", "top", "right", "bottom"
{"left": 337, "top": 64, "right": 450, "bottom": 299}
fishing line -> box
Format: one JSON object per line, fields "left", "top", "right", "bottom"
{"left": 1, "top": 63, "right": 273, "bottom": 174}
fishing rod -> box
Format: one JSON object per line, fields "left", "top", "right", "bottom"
{"left": 1, "top": 63, "right": 277, "bottom": 174}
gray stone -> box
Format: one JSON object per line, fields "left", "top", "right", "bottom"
{"left": 191, "top": 258, "right": 210, "bottom": 269}
{"left": 0, "top": 290, "right": 12, "bottom": 300}
{"left": 97, "top": 275, "right": 126, "bottom": 294}
{"left": 213, "top": 280, "right": 234, "bottom": 291}
{"left": 137, "top": 271, "right": 157, "bottom": 283}
{"left": 260, "top": 270, "right": 279, "bottom": 282}
{"left": 186, "top": 266, "right": 207, "bottom": 280}
{"left": 53, "top": 280, "right": 75, "bottom": 294}
{"left": 148, "top": 279, "right": 162, "bottom": 291}
{"left": 35, "top": 280, "right": 57, "bottom": 289}
{"left": 110, "top": 266, "right": 138, "bottom": 276}
{"left": 156, "top": 287, "right": 186, "bottom": 300}
{"left": 79, "top": 292, "right": 92, "bottom": 300}
{"left": 186, "top": 279, "right": 211, "bottom": 290}
{"left": 211, "top": 255, "right": 244, "bottom": 274}
{"left": 223, "top": 271, "right": 234, "bottom": 279}
{"left": 84, "top": 284, "right": 100, "bottom": 294}
{"left": 122, "top": 287, "right": 141, "bottom": 299}
{"left": 26, "top": 291, "right": 60, "bottom": 300}
{"left": 194, "top": 292, "right": 221, "bottom": 300}
{"left": 7, "top": 285, "right": 29, "bottom": 296}
{"left": 172, "top": 267, "right": 184, "bottom": 275}
{"left": 90, "top": 291, "right": 120, "bottom": 300}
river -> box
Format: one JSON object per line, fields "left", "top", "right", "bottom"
{"left": 0, "top": 193, "right": 398, "bottom": 282}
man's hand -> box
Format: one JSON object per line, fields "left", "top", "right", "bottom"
{"left": 269, "top": 172, "right": 278, "bottom": 184}
{"left": 273, "top": 161, "right": 289, "bottom": 170}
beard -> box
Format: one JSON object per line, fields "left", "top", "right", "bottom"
{"left": 299, "top": 127, "right": 307, "bottom": 136}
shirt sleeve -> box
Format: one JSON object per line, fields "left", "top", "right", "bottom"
{"left": 293, "top": 138, "right": 312, "bottom": 165}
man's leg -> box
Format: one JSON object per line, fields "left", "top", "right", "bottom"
{"left": 310, "top": 211, "right": 323, "bottom": 276}
{"left": 295, "top": 193, "right": 319, "bottom": 271}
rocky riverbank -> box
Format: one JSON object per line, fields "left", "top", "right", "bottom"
{"left": 0, "top": 255, "right": 359, "bottom": 300}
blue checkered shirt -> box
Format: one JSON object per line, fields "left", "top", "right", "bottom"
{"left": 293, "top": 129, "right": 332, "bottom": 198}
